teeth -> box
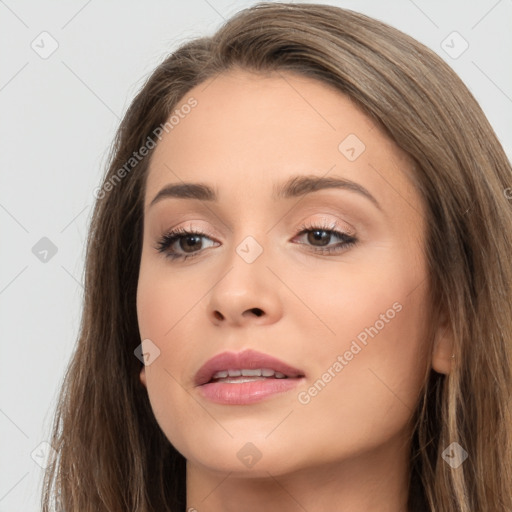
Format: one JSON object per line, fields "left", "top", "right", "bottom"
{"left": 211, "top": 368, "right": 288, "bottom": 380}
{"left": 217, "top": 377, "right": 266, "bottom": 384}
{"left": 241, "top": 369, "right": 262, "bottom": 377}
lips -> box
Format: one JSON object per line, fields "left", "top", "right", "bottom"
{"left": 194, "top": 348, "right": 305, "bottom": 387}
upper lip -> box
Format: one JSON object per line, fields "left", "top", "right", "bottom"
{"left": 194, "top": 348, "right": 305, "bottom": 386}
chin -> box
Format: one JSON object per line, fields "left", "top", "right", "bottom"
{"left": 180, "top": 435, "right": 306, "bottom": 476}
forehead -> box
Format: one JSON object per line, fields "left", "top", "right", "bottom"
{"left": 144, "top": 68, "right": 416, "bottom": 214}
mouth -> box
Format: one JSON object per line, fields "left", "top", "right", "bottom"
{"left": 208, "top": 367, "right": 292, "bottom": 383}
{"left": 194, "top": 349, "right": 306, "bottom": 405}
{"left": 194, "top": 348, "right": 305, "bottom": 386}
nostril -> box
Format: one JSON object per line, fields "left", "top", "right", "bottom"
{"left": 213, "top": 308, "right": 263, "bottom": 321}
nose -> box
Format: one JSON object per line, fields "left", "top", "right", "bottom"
{"left": 206, "top": 242, "right": 283, "bottom": 327}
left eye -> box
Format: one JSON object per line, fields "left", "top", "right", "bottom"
{"left": 294, "top": 226, "right": 357, "bottom": 253}
{"left": 155, "top": 223, "right": 358, "bottom": 261}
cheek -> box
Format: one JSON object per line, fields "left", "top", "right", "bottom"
{"left": 287, "top": 237, "right": 428, "bottom": 363}
{"left": 286, "top": 245, "right": 430, "bottom": 444}
{"left": 136, "top": 250, "right": 206, "bottom": 339}
{"left": 293, "top": 296, "right": 429, "bottom": 464}
{"left": 136, "top": 280, "right": 174, "bottom": 341}
{"left": 135, "top": 277, "right": 196, "bottom": 454}
{"left": 137, "top": 249, "right": 171, "bottom": 338}
{"left": 293, "top": 267, "right": 430, "bottom": 452}
{"left": 136, "top": 256, "right": 211, "bottom": 448}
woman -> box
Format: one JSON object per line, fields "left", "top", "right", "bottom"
{"left": 42, "top": 3, "right": 512, "bottom": 511}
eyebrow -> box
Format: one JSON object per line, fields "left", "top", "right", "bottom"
{"left": 148, "top": 174, "right": 381, "bottom": 211}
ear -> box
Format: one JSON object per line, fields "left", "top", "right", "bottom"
{"left": 431, "top": 311, "right": 455, "bottom": 375}
{"left": 139, "top": 365, "right": 147, "bottom": 388}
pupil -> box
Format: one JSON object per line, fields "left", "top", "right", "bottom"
{"left": 181, "top": 235, "right": 202, "bottom": 252}
{"left": 309, "top": 230, "right": 330, "bottom": 246}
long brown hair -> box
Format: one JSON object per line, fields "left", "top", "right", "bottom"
{"left": 42, "top": 3, "right": 512, "bottom": 510}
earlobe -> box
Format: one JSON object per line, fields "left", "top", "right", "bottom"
{"left": 139, "top": 366, "right": 147, "bottom": 388}
{"left": 431, "top": 317, "right": 455, "bottom": 375}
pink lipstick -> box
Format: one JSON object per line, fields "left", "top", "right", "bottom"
{"left": 194, "top": 349, "right": 305, "bottom": 405}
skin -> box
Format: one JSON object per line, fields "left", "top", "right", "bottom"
{"left": 137, "top": 68, "right": 454, "bottom": 512}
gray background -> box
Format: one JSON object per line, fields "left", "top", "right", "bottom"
{"left": 1, "top": 0, "right": 511, "bottom": 509}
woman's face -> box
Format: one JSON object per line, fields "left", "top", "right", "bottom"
{"left": 136, "top": 69, "right": 437, "bottom": 476}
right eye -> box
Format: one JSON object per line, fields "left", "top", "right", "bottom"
{"left": 155, "top": 227, "right": 219, "bottom": 261}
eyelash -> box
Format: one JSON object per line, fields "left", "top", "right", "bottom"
{"left": 154, "top": 221, "right": 358, "bottom": 261}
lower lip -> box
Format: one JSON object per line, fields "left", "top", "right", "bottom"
{"left": 197, "top": 377, "right": 303, "bottom": 405}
